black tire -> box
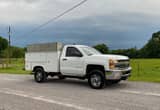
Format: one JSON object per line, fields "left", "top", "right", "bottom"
{"left": 121, "top": 77, "right": 128, "bottom": 80}
{"left": 34, "top": 68, "right": 47, "bottom": 83}
{"left": 88, "top": 70, "right": 106, "bottom": 89}
{"left": 58, "top": 75, "right": 66, "bottom": 80}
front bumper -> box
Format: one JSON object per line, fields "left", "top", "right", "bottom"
{"left": 105, "top": 67, "right": 132, "bottom": 80}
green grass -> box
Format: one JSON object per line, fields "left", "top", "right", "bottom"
{"left": 0, "top": 58, "right": 160, "bottom": 83}
{"left": 0, "top": 58, "right": 30, "bottom": 74}
{"left": 129, "top": 59, "right": 160, "bottom": 83}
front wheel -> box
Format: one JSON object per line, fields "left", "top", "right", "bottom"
{"left": 88, "top": 70, "right": 106, "bottom": 89}
{"left": 34, "top": 68, "right": 47, "bottom": 83}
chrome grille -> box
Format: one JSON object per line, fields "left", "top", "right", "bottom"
{"left": 115, "top": 60, "right": 130, "bottom": 69}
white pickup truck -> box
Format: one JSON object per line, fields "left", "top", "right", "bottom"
{"left": 25, "top": 42, "right": 131, "bottom": 89}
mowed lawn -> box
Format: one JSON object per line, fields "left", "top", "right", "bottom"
{"left": 129, "top": 59, "right": 160, "bottom": 82}
{"left": 0, "top": 58, "right": 30, "bottom": 74}
{"left": 0, "top": 58, "right": 160, "bottom": 83}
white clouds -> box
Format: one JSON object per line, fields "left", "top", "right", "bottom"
{"left": 1, "top": 0, "right": 160, "bottom": 49}
{"left": 0, "top": 0, "right": 160, "bottom": 25}
{"left": 0, "top": 0, "right": 38, "bottom": 3}
{"left": 0, "top": 0, "right": 83, "bottom": 24}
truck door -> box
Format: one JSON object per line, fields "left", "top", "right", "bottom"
{"left": 60, "top": 47, "right": 84, "bottom": 76}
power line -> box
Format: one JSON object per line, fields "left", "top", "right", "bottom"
{"left": 22, "top": 0, "right": 88, "bottom": 37}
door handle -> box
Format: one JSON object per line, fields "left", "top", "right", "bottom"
{"left": 62, "top": 58, "right": 67, "bottom": 61}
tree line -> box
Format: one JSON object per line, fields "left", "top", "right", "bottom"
{"left": 0, "top": 31, "right": 160, "bottom": 58}
{"left": 0, "top": 36, "right": 25, "bottom": 58}
{"left": 94, "top": 31, "right": 160, "bottom": 58}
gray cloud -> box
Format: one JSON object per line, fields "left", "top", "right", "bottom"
{"left": 0, "top": 0, "right": 160, "bottom": 49}
{"left": 0, "top": 0, "right": 160, "bottom": 24}
{"left": 8, "top": 13, "right": 158, "bottom": 49}
{"left": 0, "top": 0, "right": 38, "bottom": 3}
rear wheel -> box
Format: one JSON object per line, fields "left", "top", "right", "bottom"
{"left": 58, "top": 75, "right": 66, "bottom": 80}
{"left": 88, "top": 70, "right": 105, "bottom": 89}
{"left": 34, "top": 68, "right": 47, "bottom": 83}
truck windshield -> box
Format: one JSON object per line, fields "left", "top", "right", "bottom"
{"left": 81, "top": 47, "right": 102, "bottom": 56}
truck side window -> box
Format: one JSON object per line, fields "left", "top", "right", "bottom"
{"left": 66, "top": 47, "right": 82, "bottom": 57}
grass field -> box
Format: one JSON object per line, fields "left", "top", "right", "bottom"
{"left": 0, "top": 58, "right": 30, "bottom": 74}
{"left": 0, "top": 58, "right": 160, "bottom": 82}
{"left": 129, "top": 59, "right": 160, "bottom": 83}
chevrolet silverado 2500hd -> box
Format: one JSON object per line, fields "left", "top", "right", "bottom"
{"left": 25, "top": 42, "right": 131, "bottom": 89}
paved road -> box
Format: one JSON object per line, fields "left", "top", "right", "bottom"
{"left": 0, "top": 74, "right": 159, "bottom": 110}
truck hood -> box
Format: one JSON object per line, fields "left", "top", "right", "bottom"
{"left": 91, "top": 54, "right": 129, "bottom": 60}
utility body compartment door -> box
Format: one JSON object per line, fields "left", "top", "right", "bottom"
{"left": 60, "top": 46, "right": 84, "bottom": 76}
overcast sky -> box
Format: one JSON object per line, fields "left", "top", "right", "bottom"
{"left": 0, "top": 0, "right": 160, "bottom": 49}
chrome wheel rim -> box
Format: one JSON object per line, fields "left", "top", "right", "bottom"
{"left": 90, "top": 74, "right": 101, "bottom": 87}
{"left": 36, "top": 72, "right": 42, "bottom": 81}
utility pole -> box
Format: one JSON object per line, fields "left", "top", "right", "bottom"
{"left": 8, "top": 26, "right": 11, "bottom": 64}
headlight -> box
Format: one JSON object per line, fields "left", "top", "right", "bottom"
{"left": 109, "top": 59, "right": 118, "bottom": 69}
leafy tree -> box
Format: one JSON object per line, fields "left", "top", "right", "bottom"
{"left": 110, "top": 48, "right": 140, "bottom": 58}
{"left": 140, "top": 31, "right": 160, "bottom": 58}
{"left": 93, "top": 44, "right": 109, "bottom": 54}
{"left": 11, "top": 46, "right": 25, "bottom": 58}
{"left": 0, "top": 36, "right": 25, "bottom": 58}
{"left": 0, "top": 36, "right": 8, "bottom": 57}
{"left": 0, "top": 37, "right": 8, "bottom": 50}
{"left": 2, "top": 46, "right": 25, "bottom": 58}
